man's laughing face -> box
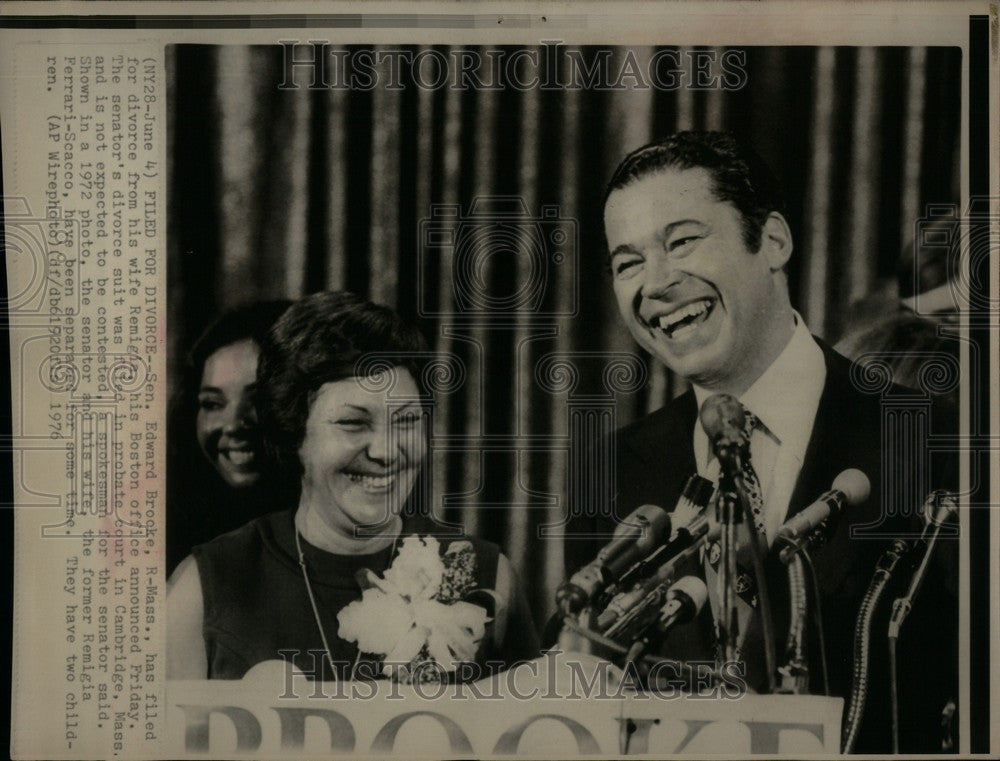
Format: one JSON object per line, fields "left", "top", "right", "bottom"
{"left": 604, "top": 166, "right": 790, "bottom": 393}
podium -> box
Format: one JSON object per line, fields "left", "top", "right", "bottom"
{"left": 166, "top": 655, "right": 843, "bottom": 756}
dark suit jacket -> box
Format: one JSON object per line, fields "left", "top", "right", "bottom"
{"left": 562, "top": 340, "right": 957, "bottom": 754}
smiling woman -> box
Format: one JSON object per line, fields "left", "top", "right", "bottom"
{"left": 166, "top": 301, "right": 292, "bottom": 575}
{"left": 166, "top": 291, "right": 538, "bottom": 682}
{"left": 295, "top": 376, "right": 426, "bottom": 550}
{"left": 196, "top": 338, "right": 263, "bottom": 488}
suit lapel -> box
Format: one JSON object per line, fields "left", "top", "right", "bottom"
{"left": 785, "top": 339, "right": 855, "bottom": 523}
{"left": 626, "top": 389, "right": 698, "bottom": 474}
{"left": 614, "top": 390, "right": 699, "bottom": 525}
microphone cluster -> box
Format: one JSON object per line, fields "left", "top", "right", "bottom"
{"left": 554, "top": 474, "right": 715, "bottom": 659}
{"left": 555, "top": 503, "right": 672, "bottom": 616}
{"left": 555, "top": 388, "right": 957, "bottom": 724}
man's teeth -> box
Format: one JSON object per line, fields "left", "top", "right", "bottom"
{"left": 656, "top": 299, "right": 713, "bottom": 333}
{"left": 347, "top": 473, "right": 396, "bottom": 488}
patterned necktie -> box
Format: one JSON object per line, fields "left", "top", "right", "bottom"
{"left": 703, "top": 405, "right": 769, "bottom": 674}
{"left": 706, "top": 406, "right": 766, "bottom": 608}
{"left": 740, "top": 410, "right": 767, "bottom": 543}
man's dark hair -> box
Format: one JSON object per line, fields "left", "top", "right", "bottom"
{"left": 604, "top": 131, "right": 785, "bottom": 252}
{"left": 256, "top": 291, "right": 429, "bottom": 474}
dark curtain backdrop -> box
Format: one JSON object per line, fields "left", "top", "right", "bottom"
{"left": 167, "top": 44, "right": 960, "bottom": 623}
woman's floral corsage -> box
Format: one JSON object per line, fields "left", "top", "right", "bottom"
{"left": 337, "top": 536, "right": 490, "bottom": 683}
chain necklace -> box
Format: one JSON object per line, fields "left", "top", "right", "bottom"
{"left": 294, "top": 529, "right": 400, "bottom": 681}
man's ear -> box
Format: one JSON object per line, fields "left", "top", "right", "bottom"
{"left": 760, "top": 212, "right": 793, "bottom": 272}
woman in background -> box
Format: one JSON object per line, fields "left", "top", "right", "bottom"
{"left": 167, "top": 291, "right": 538, "bottom": 682}
{"left": 166, "top": 300, "right": 291, "bottom": 575}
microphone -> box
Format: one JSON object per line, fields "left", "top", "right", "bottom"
{"left": 699, "top": 393, "right": 749, "bottom": 463}
{"left": 778, "top": 469, "right": 872, "bottom": 543}
{"left": 556, "top": 504, "right": 671, "bottom": 615}
{"left": 610, "top": 474, "right": 715, "bottom": 592}
{"left": 624, "top": 576, "right": 708, "bottom": 663}
{"left": 656, "top": 575, "right": 709, "bottom": 632}
{"left": 700, "top": 393, "right": 759, "bottom": 668}
{"left": 887, "top": 490, "right": 958, "bottom": 753}
{"left": 888, "top": 491, "right": 958, "bottom": 638}
{"left": 597, "top": 514, "right": 712, "bottom": 631}
{"left": 670, "top": 474, "right": 716, "bottom": 537}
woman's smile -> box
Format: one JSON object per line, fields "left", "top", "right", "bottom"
{"left": 196, "top": 338, "right": 264, "bottom": 488}
{"left": 343, "top": 469, "right": 399, "bottom": 492}
{"left": 298, "top": 371, "right": 427, "bottom": 536}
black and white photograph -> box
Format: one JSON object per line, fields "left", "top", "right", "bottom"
{"left": 1, "top": 2, "right": 996, "bottom": 759}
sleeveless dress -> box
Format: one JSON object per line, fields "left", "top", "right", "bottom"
{"left": 192, "top": 510, "right": 537, "bottom": 681}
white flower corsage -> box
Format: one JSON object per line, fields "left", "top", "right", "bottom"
{"left": 337, "top": 537, "right": 490, "bottom": 682}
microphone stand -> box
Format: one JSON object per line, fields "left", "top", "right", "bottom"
{"left": 715, "top": 464, "right": 742, "bottom": 667}
{"left": 886, "top": 491, "right": 958, "bottom": 753}
{"left": 556, "top": 608, "right": 596, "bottom": 655}
{"left": 716, "top": 443, "right": 779, "bottom": 694}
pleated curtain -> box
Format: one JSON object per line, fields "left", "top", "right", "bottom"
{"left": 168, "top": 44, "right": 960, "bottom": 623}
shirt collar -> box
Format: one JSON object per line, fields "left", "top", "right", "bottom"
{"left": 693, "top": 312, "right": 826, "bottom": 459}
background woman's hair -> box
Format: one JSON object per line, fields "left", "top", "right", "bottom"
{"left": 835, "top": 311, "right": 960, "bottom": 407}
{"left": 188, "top": 300, "right": 294, "bottom": 370}
{"left": 169, "top": 299, "right": 293, "bottom": 459}
{"left": 256, "top": 291, "right": 430, "bottom": 475}
{"left": 166, "top": 299, "right": 292, "bottom": 574}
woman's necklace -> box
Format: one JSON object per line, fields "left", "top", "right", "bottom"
{"left": 294, "top": 529, "right": 400, "bottom": 681}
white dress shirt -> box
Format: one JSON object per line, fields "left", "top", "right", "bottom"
{"left": 693, "top": 313, "right": 827, "bottom": 543}
{"left": 691, "top": 313, "right": 826, "bottom": 663}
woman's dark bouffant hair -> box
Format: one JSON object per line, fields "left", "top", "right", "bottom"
{"left": 169, "top": 299, "right": 292, "bottom": 458}
{"left": 166, "top": 299, "right": 292, "bottom": 575}
{"left": 170, "top": 299, "right": 293, "bottom": 471}
{"left": 187, "top": 300, "right": 293, "bottom": 372}
{"left": 257, "top": 291, "right": 430, "bottom": 474}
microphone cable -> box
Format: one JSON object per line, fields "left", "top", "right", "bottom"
{"left": 841, "top": 539, "right": 908, "bottom": 754}
{"left": 778, "top": 553, "right": 808, "bottom": 694}
{"left": 889, "top": 633, "right": 900, "bottom": 753}
{"left": 800, "top": 548, "right": 830, "bottom": 696}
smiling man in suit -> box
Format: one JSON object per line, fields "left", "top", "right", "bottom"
{"left": 563, "top": 131, "right": 956, "bottom": 754}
